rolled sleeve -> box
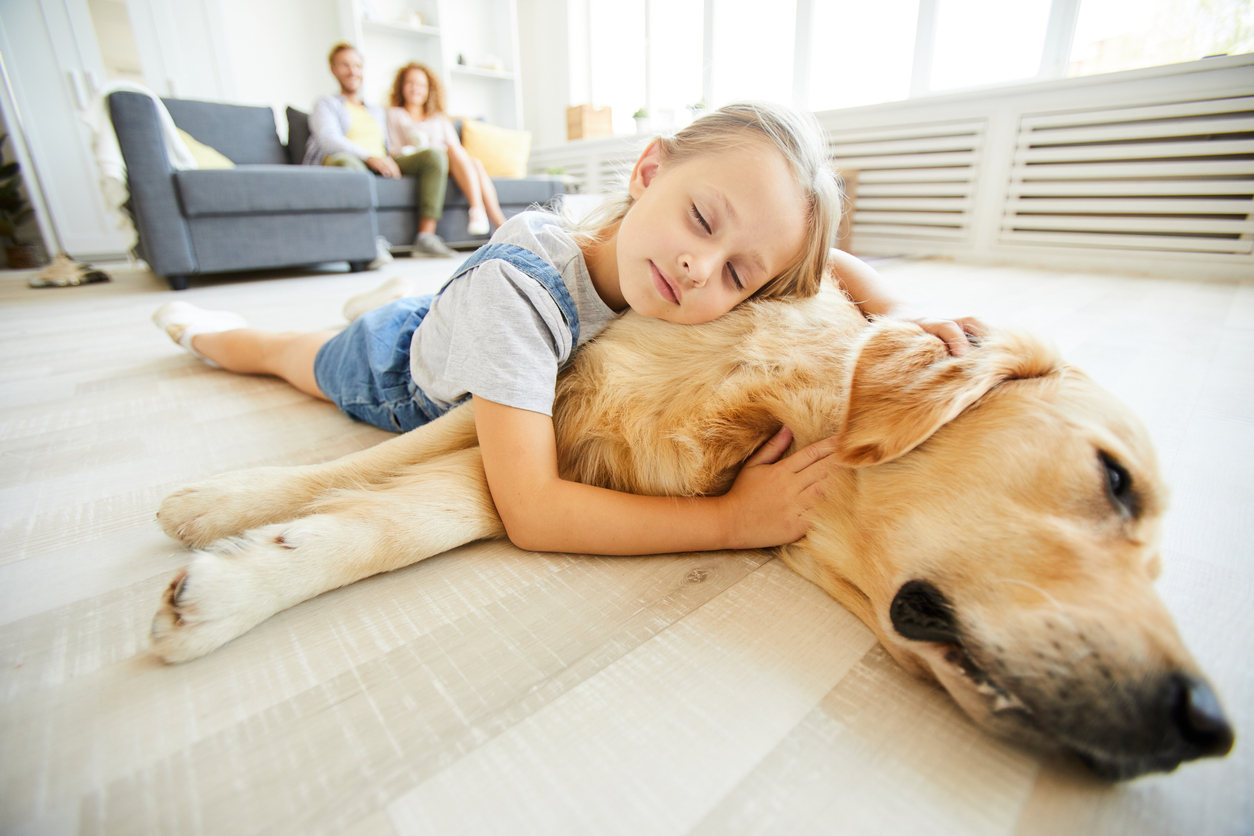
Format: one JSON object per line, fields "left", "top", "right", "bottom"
{"left": 415, "top": 261, "right": 571, "bottom": 416}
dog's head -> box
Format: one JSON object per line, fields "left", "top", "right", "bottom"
{"left": 781, "top": 319, "right": 1234, "bottom": 780}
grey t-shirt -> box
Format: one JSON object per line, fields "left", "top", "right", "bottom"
{"left": 410, "top": 211, "right": 620, "bottom": 415}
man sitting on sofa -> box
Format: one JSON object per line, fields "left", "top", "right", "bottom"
{"left": 304, "top": 42, "right": 454, "bottom": 258}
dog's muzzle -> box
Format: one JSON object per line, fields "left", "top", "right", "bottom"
{"left": 888, "top": 579, "right": 1235, "bottom": 779}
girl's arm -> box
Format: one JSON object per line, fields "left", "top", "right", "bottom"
{"left": 474, "top": 396, "right": 838, "bottom": 555}
{"left": 828, "top": 248, "right": 987, "bottom": 356}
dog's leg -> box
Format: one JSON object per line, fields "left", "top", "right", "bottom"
{"left": 158, "top": 404, "right": 479, "bottom": 548}
{"left": 151, "top": 447, "right": 504, "bottom": 662}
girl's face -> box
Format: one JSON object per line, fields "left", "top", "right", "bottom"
{"left": 402, "top": 69, "right": 430, "bottom": 109}
{"left": 614, "top": 141, "right": 807, "bottom": 325}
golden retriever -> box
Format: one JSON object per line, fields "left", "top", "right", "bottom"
{"left": 152, "top": 281, "right": 1234, "bottom": 780}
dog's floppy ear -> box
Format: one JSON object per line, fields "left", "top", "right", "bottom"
{"left": 835, "top": 320, "right": 1059, "bottom": 467}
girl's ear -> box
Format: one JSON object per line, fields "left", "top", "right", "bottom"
{"left": 628, "top": 140, "right": 665, "bottom": 199}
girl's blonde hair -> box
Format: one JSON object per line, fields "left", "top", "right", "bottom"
{"left": 576, "top": 101, "right": 840, "bottom": 300}
{"left": 390, "top": 62, "right": 446, "bottom": 116}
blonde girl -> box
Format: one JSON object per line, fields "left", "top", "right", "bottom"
{"left": 154, "top": 101, "right": 983, "bottom": 556}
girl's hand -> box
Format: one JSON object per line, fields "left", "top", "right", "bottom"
{"left": 826, "top": 249, "right": 990, "bottom": 357}
{"left": 883, "top": 305, "right": 989, "bottom": 358}
{"left": 720, "top": 426, "right": 839, "bottom": 548}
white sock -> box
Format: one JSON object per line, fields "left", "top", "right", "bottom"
{"left": 342, "top": 276, "right": 419, "bottom": 322}
{"left": 152, "top": 301, "right": 248, "bottom": 367}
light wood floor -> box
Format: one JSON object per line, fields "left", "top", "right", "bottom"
{"left": 1, "top": 255, "right": 1250, "bottom": 835}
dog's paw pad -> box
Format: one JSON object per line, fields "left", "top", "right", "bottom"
{"left": 150, "top": 556, "right": 255, "bottom": 663}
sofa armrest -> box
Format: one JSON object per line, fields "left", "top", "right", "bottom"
{"left": 108, "top": 92, "right": 197, "bottom": 276}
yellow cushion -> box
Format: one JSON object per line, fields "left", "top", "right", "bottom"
{"left": 177, "top": 129, "right": 235, "bottom": 169}
{"left": 461, "top": 119, "right": 532, "bottom": 178}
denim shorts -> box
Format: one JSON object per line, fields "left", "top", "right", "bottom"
{"left": 314, "top": 296, "right": 446, "bottom": 433}
{"left": 315, "top": 241, "right": 579, "bottom": 433}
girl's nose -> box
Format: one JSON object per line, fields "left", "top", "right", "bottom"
{"left": 681, "top": 253, "right": 714, "bottom": 287}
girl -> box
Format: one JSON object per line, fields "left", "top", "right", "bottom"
{"left": 154, "top": 102, "right": 983, "bottom": 556}
{"left": 386, "top": 62, "right": 507, "bottom": 237}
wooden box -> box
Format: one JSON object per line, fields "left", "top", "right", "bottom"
{"left": 566, "top": 104, "right": 613, "bottom": 141}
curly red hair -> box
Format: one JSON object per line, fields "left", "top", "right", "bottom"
{"left": 390, "top": 63, "right": 445, "bottom": 115}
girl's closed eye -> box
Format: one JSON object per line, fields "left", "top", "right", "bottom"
{"left": 689, "top": 204, "right": 711, "bottom": 234}
{"left": 690, "top": 203, "right": 744, "bottom": 290}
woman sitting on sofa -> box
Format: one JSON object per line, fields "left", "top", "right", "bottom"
{"left": 308, "top": 43, "right": 455, "bottom": 258}
{"left": 387, "top": 63, "right": 507, "bottom": 237}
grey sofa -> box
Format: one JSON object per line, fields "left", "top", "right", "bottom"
{"left": 111, "top": 93, "right": 565, "bottom": 290}
{"left": 285, "top": 108, "right": 566, "bottom": 252}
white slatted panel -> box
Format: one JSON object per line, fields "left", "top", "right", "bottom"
{"left": 1003, "top": 96, "right": 1254, "bottom": 255}
{"left": 827, "top": 121, "right": 985, "bottom": 254}
{"left": 528, "top": 140, "right": 638, "bottom": 196}
{"left": 593, "top": 148, "right": 637, "bottom": 193}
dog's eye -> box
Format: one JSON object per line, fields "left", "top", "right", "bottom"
{"left": 1100, "top": 451, "right": 1138, "bottom": 518}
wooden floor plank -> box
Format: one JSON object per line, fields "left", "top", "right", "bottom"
{"left": 384, "top": 562, "right": 877, "bottom": 836}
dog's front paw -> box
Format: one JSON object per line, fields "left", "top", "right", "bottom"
{"left": 158, "top": 467, "right": 301, "bottom": 548}
{"left": 150, "top": 534, "right": 289, "bottom": 663}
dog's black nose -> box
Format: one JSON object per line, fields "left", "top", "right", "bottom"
{"left": 1170, "top": 673, "right": 1235, "bottom": 758}
{"left": 890, "top": 580, "right": 962, "bottom": 644}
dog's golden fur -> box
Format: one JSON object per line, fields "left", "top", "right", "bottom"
{"left": 152, "top": 282, "right": 1232, "bottom": 779}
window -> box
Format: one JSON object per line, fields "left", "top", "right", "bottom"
{"left": 648, "top": 0, "right": 705, "bottom": 124}
{"left": 928, "top": 0, "right": 1054, "bottom": 91}
{"left": 573, "top": 0, "right": 1254, "bottom": 136}
{"left": 588, "top": 0, "right": 646, "bottom": 134}
{"left": 809, "top": 0, "right": 920, "bottom": 111}
{"left": 1068, "top": 0, "right": 1254, "bottom": 77}
{"left": 710, "top": 0, "right": 797, "bottom": 103}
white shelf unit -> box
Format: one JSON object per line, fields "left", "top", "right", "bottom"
{"left": 340, "top": 0, "right": 523, "bottom": 130}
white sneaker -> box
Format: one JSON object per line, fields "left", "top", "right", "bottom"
{"left": 412, "top": 232, "right": 456, "bottom": 258}
{"left": 152, "top": 301, "right": 248, "bottom": 366}
{"left": 343, "top": 276, "right": 419, "bottom": 321}
{"left": 467, "top": 208, "right": 490, "bottom": 237}
{"left": 368, "top": 235, "right": 394, "bottom": 269}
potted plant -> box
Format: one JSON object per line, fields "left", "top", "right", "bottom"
{"left": 0, "top": 134, "right": 40, "bottom": 269}
{"left": 632, "top": 107, "right": 650, "bottom": 133}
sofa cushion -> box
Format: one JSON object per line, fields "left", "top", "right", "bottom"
{"left": 461, "top": 119, "right": 532, "bottom": 177}
{"left": 164, "top": 98, "right": 288, "bottom": 165}
{"left": 373, "top": 175, "right": 424, "bottom": 211}
{"left": 374, "top": 174, "right": 566, "bottom": 212}
{"left": 486, "top": 176, "right": 566, "bottom": 205}
{"left": 177, "top": 129, "right": 235, "bottom": 169}
{"left": 175, "top": 166, "right": 376, "bottom": 216}
{"left": 287, "top": 107, "right": 310, "bottom": 166}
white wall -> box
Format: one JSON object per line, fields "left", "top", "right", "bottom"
{"left": 124, "top": 0, "right": 233, "bottom": 100}
{"left": 212, "top": 0, "right": 346, "bottom": 138}
{"left": 126, "top": 0, "right": 566, "bottom": 143}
